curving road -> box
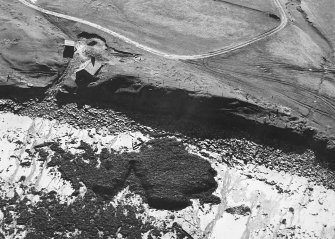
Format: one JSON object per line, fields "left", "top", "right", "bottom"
{"left": 18, "top": 0, "right": 288, "bottom": 60}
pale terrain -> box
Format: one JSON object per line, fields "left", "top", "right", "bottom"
{"left": 0, "top": 0, "right": 334, "bottom": 238}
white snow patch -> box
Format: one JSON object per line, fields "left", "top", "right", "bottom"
{"left": 102, "top": 141, "right": 335, "bottom": 239}
{"left": 149, "top": 142, "right": 335, "bottom": 239}
{"left": 211, "top": 213, "right": 248, "bottom": 239}
{"left": 0, "top": 112, "right": 149, "bottom": 202}
{"left": 1, "top": 112, "right": 335, "bottom": 238}
{"left": 185, "top": 147, "right": 335, "bottom": 239}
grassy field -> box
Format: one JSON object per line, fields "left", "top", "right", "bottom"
{"left": 0, "top": 0, "right": 66, "bottom": 87}
{"left": 35, "top": 0, "right": 278, "bottom": 55}
{"left": 301, "top": 0, "right": 335, "bottom": 53}
{"left": 185, "top": 21, "right": 335, "bottom": 138}
{"left": 217, "top": 0, "right": 279, "bottom": 14}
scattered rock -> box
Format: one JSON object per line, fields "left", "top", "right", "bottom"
{"left": 225, "top": 205, "right": 251, "bottom": 216}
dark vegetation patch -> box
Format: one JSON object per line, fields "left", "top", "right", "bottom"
{"left": 0, "top": 189, "right": 184, "bottom": 239}
{"left": 48, "top": 138, "right": 219, "bottom": 210}
{"left": 130, "top": 139, "right": 219, "bottom": 209}
{"left": 36, "top": 149, "right": 50, "bottom": 162}
{"left": 77, "top": 32, "right": 107, "bottom": 43}
{"left": 87, "top": 40, "right": 97, "bottom": 46}
{"left": 22, "top": 193, "right": 153, "bottom": 239}
{"left": 0, "top": 138, "right": 216, "bottom": 238}
{"left": 269, "top": 13, "right": 280, "bottom": 21}
{"left": 225, "top": 205, "right": 251, "bottom": 216}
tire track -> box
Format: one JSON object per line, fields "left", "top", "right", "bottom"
{"left": 203, "top": 58, "right": 335, "bottom": 114}
{"left": 17, "top": 0, "right": 287, "bottom": 60}
{"left": 214, "top": 0, "right": 279, "bottom": 16}
{"left": 188, "top": 58, "right": 335, "bottom": 119}
{"left": 216, "top": 68, "right": 335, "bottom": 117}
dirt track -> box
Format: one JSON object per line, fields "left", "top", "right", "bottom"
{"left": 17, "top": 0, "right": 287, "bottom": 60}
